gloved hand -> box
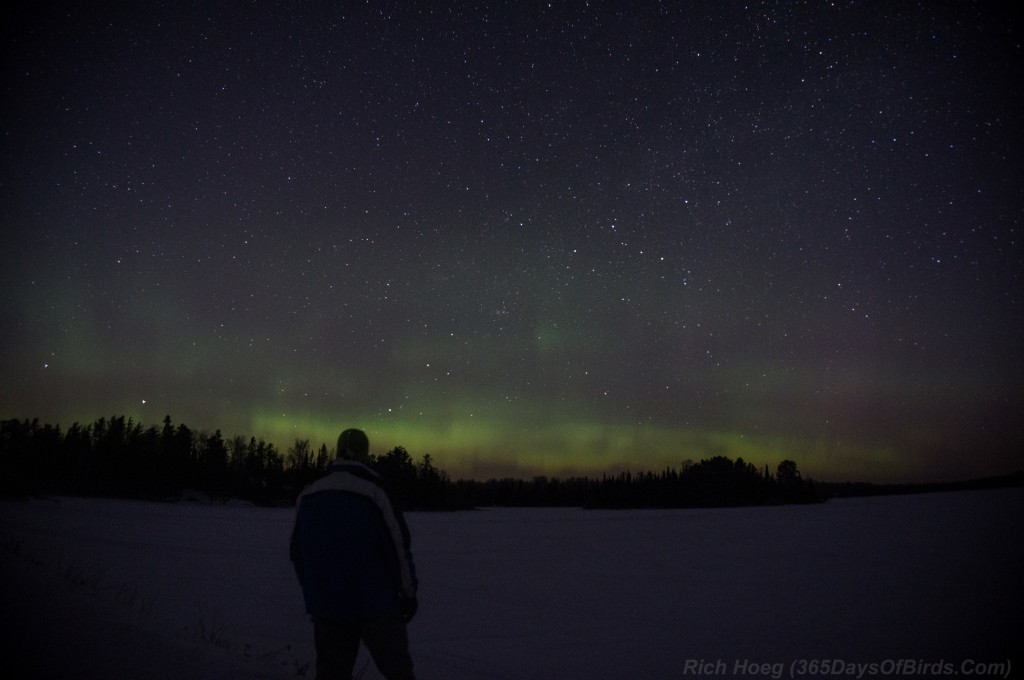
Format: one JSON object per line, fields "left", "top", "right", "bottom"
{"left": 400, "top": 595, "right": 418, "bottom": 623}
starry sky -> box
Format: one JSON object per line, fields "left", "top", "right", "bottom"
{"left": 2, "top": 1, "right": 1021, "bottom": 483}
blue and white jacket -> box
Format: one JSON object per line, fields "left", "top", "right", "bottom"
{"left": 290, "top": 459, "right": 417, "bottom": 621}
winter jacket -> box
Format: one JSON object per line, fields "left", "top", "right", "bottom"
{"left": 290, "top": 459, "right": 417, "bottom": 621}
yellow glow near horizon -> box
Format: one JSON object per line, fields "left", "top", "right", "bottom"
{"left": 247, "top": 407, "right": 899, "bottom": 481}
{"left": 31, "top": 395, "right": 920, "bottom": 484}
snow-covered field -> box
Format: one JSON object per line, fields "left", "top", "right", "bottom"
{"left": 1, "top": 488, "right": 1020, "bottom": 679}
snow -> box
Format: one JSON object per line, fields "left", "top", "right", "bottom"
{"left": 1, "top": 488, "right": 1020, "bottom": 679}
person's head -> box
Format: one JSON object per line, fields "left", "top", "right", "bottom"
{"left": 337, "top": 428, "right": 370, "bottom": 462}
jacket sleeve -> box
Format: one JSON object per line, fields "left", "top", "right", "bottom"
{"left": 390, "top": 503, "right": 418, "bottom": 596}
{"left": 289, "top": 522, "right": 303, "bottom": 585}
{"left": 377, "top": 488, "right": 417, "bottom": 599}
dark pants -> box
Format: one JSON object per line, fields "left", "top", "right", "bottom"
{"left": 313, "top": 618, "right": 415, "bottom": 680}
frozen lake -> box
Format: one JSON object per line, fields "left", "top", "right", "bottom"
{"left": 2, "top": 488, "right": 1021, "bottom": 678}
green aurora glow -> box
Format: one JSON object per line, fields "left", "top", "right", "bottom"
{"left": 2, "top": 2, "right": 1021, "bottom": 483}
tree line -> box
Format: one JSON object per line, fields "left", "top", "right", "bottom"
{"left": 453, "top": 456, "right": 819, "bottom": 508}
{"left": 0, "top": 415, "right": 820, "bottom": 509}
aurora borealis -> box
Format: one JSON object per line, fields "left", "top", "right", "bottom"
{"left": 2, "top": 2, "right": 1021, "bottom": 482}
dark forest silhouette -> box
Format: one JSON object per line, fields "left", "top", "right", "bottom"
{"left": 5, "top": 415, "right": 1021, "bottom": 509}
{"left": 0, "top": 415, "right": 830, "bottom": 509}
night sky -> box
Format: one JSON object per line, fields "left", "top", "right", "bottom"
{"left": 2, "top": 2, "right": 1021, "bottom": 483}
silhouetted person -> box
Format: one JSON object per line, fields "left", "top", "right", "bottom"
{"left": 290, "top": 428, "right": 418, "bottom": 679}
